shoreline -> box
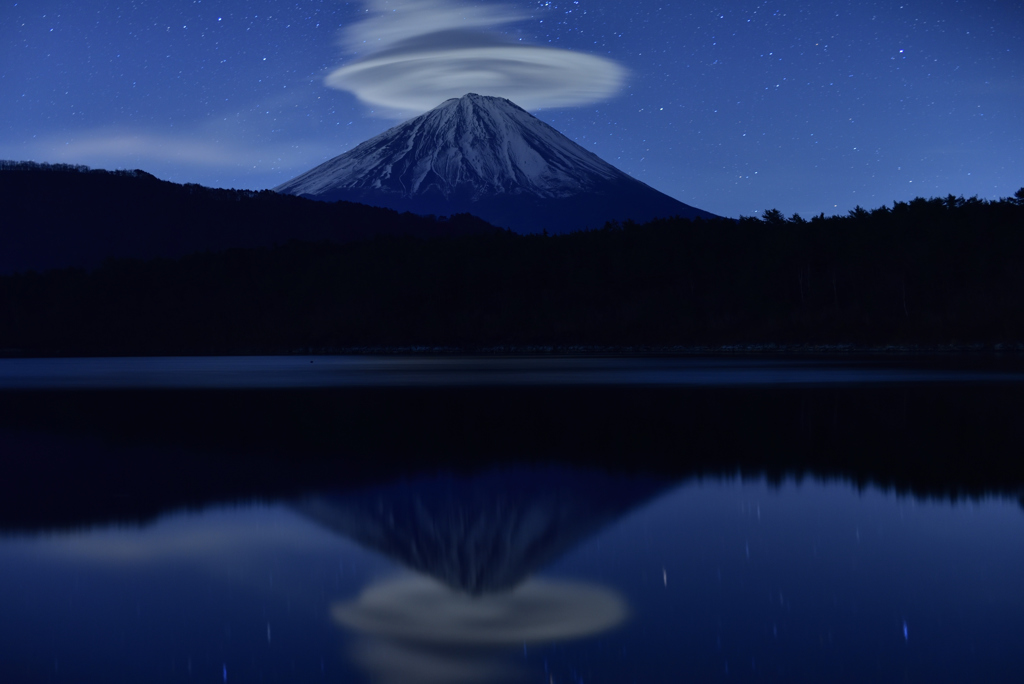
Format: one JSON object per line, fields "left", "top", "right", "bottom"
{"left": 3, "top": 342, "right": 1024, "bottom": 359}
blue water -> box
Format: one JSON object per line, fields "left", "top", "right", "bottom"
{"left": 2, "top": 356, "right": 1023, "bottom": 682}
{"left": 1, "top": 474, "right": 1021, "bottom": 683}
{"left": 1, "top": 355, "right": 1022, "bottom": 389}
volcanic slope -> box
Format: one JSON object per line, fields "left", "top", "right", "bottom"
{"left": 274, "top": 93, "right": 718, "bottom": 233}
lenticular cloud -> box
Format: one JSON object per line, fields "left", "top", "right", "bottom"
{"left": 326, "top": 0, "right": 627, "bottom": 114}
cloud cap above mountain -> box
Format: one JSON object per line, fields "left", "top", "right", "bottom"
{"left": 326, "top": 0, "right": 627, "bottom": 115}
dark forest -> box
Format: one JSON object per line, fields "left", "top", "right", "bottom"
{"left": 2, "top": 162, "right": 1023, "bottom": 355}
{"left": 0, "top": 160, "right": 493, "bottom": 274}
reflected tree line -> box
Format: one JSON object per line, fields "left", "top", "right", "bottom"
{"left": 1, "top": 175, "right": 1023, "bottom": 354}
{"left": 1, "top": 383, "right": 1023, "bottom": 532}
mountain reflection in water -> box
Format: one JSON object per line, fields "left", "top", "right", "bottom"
{"left": 3, "top": 356, "right": 1024, "bottom": 681}
{"left": 300, "top": 469, "right": 650, "bottom": 683}
{"left": 298, "top": 468, "right": 667, "bottom": 594}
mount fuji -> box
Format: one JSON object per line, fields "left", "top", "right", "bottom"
{"left": 274, "top": 93, "right": 718, "bottom": 233}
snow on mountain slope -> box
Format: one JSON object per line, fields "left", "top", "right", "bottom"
{"left": 297, "top": 468, "right": 667, "bottom": 595}
{"left": 275, "top": 93, "right": 719, "bottom": 232}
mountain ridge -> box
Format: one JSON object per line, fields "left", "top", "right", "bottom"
{"left": 0, "top": 160, "right": 495, "bottom": 274}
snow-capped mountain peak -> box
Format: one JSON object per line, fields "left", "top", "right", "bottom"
{"left": 277, "top": 93, "right": 626, "bottom": 200}
{"left": 275, "top": 93, "right": 718, "bottom": 233}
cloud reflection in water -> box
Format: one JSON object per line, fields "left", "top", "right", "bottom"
{"left": 332, "top": 573, "right": 627, "bottom": 683}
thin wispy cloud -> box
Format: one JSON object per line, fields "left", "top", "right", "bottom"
{"left": 326, "top": 0, "right": 628, "bottom": 116}
{"left": 344, "top": 0, "right": 527, "bottom": 50}
{"left": 35, "top": 132, "right": 249, "bottom": 168}
{"left": 19, "top": 127, "right": 328, "bottom": 182}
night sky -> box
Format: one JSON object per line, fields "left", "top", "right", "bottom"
{"left": 2, "top": 0, "right": 1021, "bottom": 218}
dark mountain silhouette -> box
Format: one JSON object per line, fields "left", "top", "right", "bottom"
{"left": 274, "top": 93, "right": 719, "bottom": 233}
{"left": 0, "top": 160, "right": 495, "bottom": 274}
{"left": 298, "top": 468, "right": 668, "bottom": 594}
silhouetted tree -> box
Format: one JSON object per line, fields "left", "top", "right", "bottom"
{"left": 762, "top": 208, "right": 786, "bottom": 226}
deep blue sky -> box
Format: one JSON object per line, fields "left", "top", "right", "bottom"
{"left": 2, "top": 0, "right": 1021, "bottom": 218}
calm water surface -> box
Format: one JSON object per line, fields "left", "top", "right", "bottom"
{"left": 2, "top": 355, "right": 1023, "bottom": 389}
{"left": 1, "top": 357, "right": 1022, "bottom": 682}
{"left": 1, "top": 474, "right": 1022, "bottom": 683}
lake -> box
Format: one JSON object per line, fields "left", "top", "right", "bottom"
{"left": 1, "top": 356, "right": 1023, "bottom": 682}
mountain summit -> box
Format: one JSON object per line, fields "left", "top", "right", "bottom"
{"left": 274, "top": 93, "right": 718, "bottom": 233}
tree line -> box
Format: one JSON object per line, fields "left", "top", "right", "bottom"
{"left": 1, "top": 187, "right": 1022, "bottom": 355}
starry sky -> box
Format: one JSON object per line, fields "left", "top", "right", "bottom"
{"left": 2, "top": 0, "right": 1021, "bottom": 218}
